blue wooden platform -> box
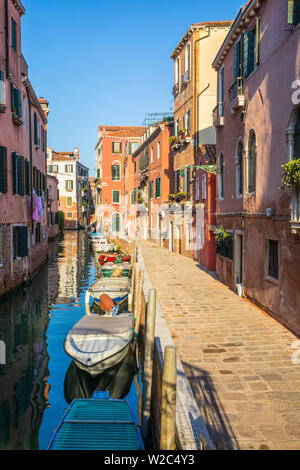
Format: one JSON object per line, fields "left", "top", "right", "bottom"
{"left": 48, "top": 392, "right": 144, "bottom": 450}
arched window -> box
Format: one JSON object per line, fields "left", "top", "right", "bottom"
{"left": 185, "top": 43, "right": 191, "bottom": 78}
{"left": 287, "top": 105, "right": 300, "bottom": 161}
{"left": 248, "top": 130, "right": 256, "bottom": 194}
{"left": 112, "top": 212, "right": 121, "bottom": 233}
{"left": 175, "top": 57, "right": 180, "bottom": 85}
{"left": 218, "top": 152, "right": 224, "bottom": 199}
{"left": 236, "top": 138, "right": 244, "bottom": 197}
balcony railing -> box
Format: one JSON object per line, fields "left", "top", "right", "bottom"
{"left": 213, "top": 102, "right": 224, "bottom": 127}
{"left": 229, "top": 77, "right": 245, "bottom": 110}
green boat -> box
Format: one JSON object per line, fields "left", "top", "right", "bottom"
{"left": 99, "top": 262, "right": 131, "bottom": 278}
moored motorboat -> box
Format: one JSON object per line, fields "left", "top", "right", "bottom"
{"left": 87, "top": 277, "right": 130, "bottom": 304}
{"left": 98, "top": 253, "right": 131, "bottom": 266}
{"left": 99, "top": 262, "right": 131, "bottom": 278}
{"left": 63, "top": 313, "right": 136, "bottom": 376}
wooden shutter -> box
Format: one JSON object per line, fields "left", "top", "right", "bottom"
{"left": 0, "top": 71, "right": 4, "bottom": 104}
{"left": 11, "top": 18, "right": 16, "bottom": 50}
{"left": 18, "top": 226, "right": 28, "bottom": 258}
{"left": 0, "top": 146, "right": 7, "bottom": 193}
{"left": 243, "top": 31, "right": 255, "bottom": 77}
{"left": 234, "top": 42, "right": 239, "bottom": 81}
{"left": 34, "top": 113, "right": 38, "bottom": 145}
{"left": 255, "top": 17, "right": 260, "bottom": 66}
{"left": 117, "top": 165, "right": 120, "bottom": 180}
{"left": 20, "top": 156, "right": 24, "bottom": 196}
{"left": 12, "top": 151, "right": 17, "bottom": 194}
{"left": 25, "top": 160, "right": 30, "bottom": 195}
{"left": 288, "top": 0, "right": 300, "bottom": 25}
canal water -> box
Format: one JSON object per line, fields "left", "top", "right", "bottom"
{"left": 0, "top": 231, "right": 142, "bottom": 450}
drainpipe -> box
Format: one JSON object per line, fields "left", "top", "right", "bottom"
{"left": 4, "top": 0, "right": 10, "bottom": 78}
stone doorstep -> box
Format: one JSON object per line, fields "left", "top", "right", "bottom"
{"left": 137, "top": 245, "right": 215, "bottom": 451}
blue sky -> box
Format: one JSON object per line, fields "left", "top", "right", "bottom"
{"left": 22, "top": 0, "right": 242, "bottom": 174}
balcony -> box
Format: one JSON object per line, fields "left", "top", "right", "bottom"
{"left": 291, "top": 184, "right": 300, "bottom": 234}
{"left": 213, "top": 103, "right": 224, "bottom": 127}
{"left": 229, "top": 77, "right": 245, "bottom": 112}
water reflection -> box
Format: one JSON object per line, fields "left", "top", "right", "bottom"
{"left": 0, "top": 231, "right": 141, "bottom": 449}
{"left": 0, "top": 267, "right": 50, "bottom": 450}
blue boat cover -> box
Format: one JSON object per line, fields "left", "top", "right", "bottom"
{"left": 48, "top": 398, "right": 144, "bottom": 450}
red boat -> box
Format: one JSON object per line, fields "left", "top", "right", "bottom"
{"left": 98, "top": 253, "right": 131, "bottom": 266}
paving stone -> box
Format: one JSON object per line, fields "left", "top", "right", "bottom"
{"left": 139, "top": 241, "right": 300, "bottom": 450}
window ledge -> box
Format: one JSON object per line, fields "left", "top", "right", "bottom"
{"left": 264, "top": 275, "right": 279, "bottom": 286}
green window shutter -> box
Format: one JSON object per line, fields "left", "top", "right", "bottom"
{"left": 97, "top": 168, "right": 100, "bottom": 178}
{"left": 17, "top": 89, "right": 21, "bottom": 117}
{"left": 11, "top": 18, "right": 16, "bottom": 51}
{"left": 117, "top": 165, "right": 120, "bottom": 180}
{"left": 288, "top": 0, "right": 300, "bottom": 25}
{"left": 25, "top": 160, "right": 30, "bottom": 195}
{"left": 65, "top": 165, "right": 68, "bottom": 173}
{"left": 11, "top": 83, "right": 15, "bottom": 111}
{"left": 12, "top": 151, "right": 17, "bottom": 194}
{"left": 129, "top": 142, "right": 132, "bottom": 155}
{"left": 234, "top": 42, "right": 239, "bottom": 81}
{"left": 0, "top": 146, "right": 7, "bottom": 194}
{"left": 34, "top": 113, "right": 38, "bottom": 145}
{"left": 112, "top": 190, "right": 120, "bottom": 203}
{"left": 156, "top": 178, "right": 161, "bottom": 198}
{"left": 19, "top": 155, "right": 24, "bottom": 196}
{"left": 112, "top": 165, "right": 115, "bottom": 180}
{"left": 243, "top": 30, "right": 255, "bottom": 77}
{"left": 18, "top": 226, "right": 28, "bottom": 258}
{"left": 255, "top": 17, "right": 260, "bottom": 66}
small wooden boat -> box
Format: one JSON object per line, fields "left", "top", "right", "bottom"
{"left": 98, "top": 253, "right": 131, "bottom": 266}
{"left": 89, "top": 234, "right": 115, "bottom": 253}
{"left": 48, "top": 392, "right": 144, "bottom": 450}
{"left": 63, "top": 313, "right": 135, "bottom": 376}
{"left": 87, "top": 278, "right": 130, "bottom": 304}
{"left": 99, "top": 262, "right": 131, "bottom": 278}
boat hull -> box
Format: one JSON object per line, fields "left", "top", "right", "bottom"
{"left": 98, "top": 254, "right": 131, "bottom": 266}
{"left": 64, "top": 314, "right": 135, "bottom": 377}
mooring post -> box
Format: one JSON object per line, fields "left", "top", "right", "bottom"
{"left": 160, "top": 345, "right": 177, "bottom": 450}
{"left": 85, "top": 291, "right": 90, "bottom": 315}
{"left": 141, "top": 288, "right": 156, "bottom": 441}
{"left": 134, "top": 270, "right": 144, "bottom": 335}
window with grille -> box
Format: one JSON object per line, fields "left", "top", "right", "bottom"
{"left": 266, "top": 239, "right": 279, "bottom": 280}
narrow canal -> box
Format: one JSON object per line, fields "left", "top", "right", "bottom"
{"left": 0, "top": 231, "right": 142, "bottom": 450}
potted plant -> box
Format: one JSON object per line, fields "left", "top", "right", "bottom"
{"left": 281, "top": 158, "right": 300, "bottom": 188}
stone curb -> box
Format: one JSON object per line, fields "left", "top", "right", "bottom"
{"left": 137, "top": 244, "right": 215, "bottom": 450}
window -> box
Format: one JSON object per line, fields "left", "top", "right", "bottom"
{"left": 65, "top": 164, "right": 73, "bottom": 173}
{"left": 112, "top": 213, "right": 121, "bottom": 232}
{"left": 155, "top": 178, "right": 161, "bottom": 198}
{"left": 157, "top": 141, "right": 160, "bottom": 159}
{"left": 247, "top": 130, "right": 256, "bottom": 194}
{"left": 25, "top": 159, "right": 30, "bottom": 195}
{"left": 130, "top": 189, "right": 136, "bottom": 205}
{"left": 195, "top": 177, "right": 199, "bottom": 201}
{"left": 11, "top": 84, "right": 21, "bottom": 118}
{"left": 216, "top": 231, "right": 233, "bottom": 260}
{"left": 150, "top": 146, "right": 153, "bottom": 163}
{"left": 67, "top": 197, "right": 72, "bottom": 207}
{"left": 65, "top": 180, "right": 73, "bottom": 191}
{"left": 129, "top": 142, "right": 139, "bottom": 154}
{"left": 12, "top": 152, "right": 24, "bottom": 195}
{"left": 111, "top": 164, "right": 120, "bottom": 181}
{"left": 243, "top": 19, "right": 260, "bottom": 77}
{"left": 112, "top": 141, "right": 122, "bottom": 154}
{"left": 97, "top": 168, "right": 100, "bottom": 178}
{"left": 288, "top": 0, "right": 300, "bottom": 25}
{"left": 185, "top": 110, "right": 191, "bottom": 135}
{"left": 175, "top": 57, "right": 180, "bottom": 85}
{"left": 34, "top": 112, "right": 40, "bottom": 147}
{"left": 67, "top": 213, "right": 73, "bottom": 219}
{"left": 35, "top": 222, "right": 41, "bottom": 244}
{"left": 23, "top": 95, "right": 26, "bottom": 128}
{"left": 175, "top": 169, "right": 180, "bottom": 193}
{"left": 236, "top": 139, "right": 244, "bottom": 197}
{"left": 202, "top": 174, "right": 206, "bottom": 199}
{"left": 266, "top": 239, "right": 279, "bottom": 280}
{"left": 149, "top": 181, "right": 153, "bottom": 200}
{"left": 0, "top": 71, "right": 5, "bottom": 105}
{"left": 186, "top": 166, "right": 191, "bottom": 193}
{"left": 219, "top": 67, "right": 225, "bottom": 116}
{"left": 11, "top": 18, "right": 17, "bottom": 51}
{"left": 0, "top": 146, "right": 7, "bottom": 194}
{"left": 185, "top": 43, "right": 191, "bottom": 79}
{"left": 13, "top": 226, "right": 28, "bottom": 258}
{"left": 218, "top": 153, "right": 224, "bottom": 199}
{"left": 112, "top": 190, "right": 120, "bottom": 204}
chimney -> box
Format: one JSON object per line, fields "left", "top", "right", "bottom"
{"left": 39, "top": 97, "right": 50, "bottom": 118}
{"left": 74, "top": 147, "right": 79, "bottom": 160}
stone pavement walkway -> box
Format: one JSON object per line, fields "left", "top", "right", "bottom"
{"left": 139, "top": 240, "right": 300, "bottom": 450}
